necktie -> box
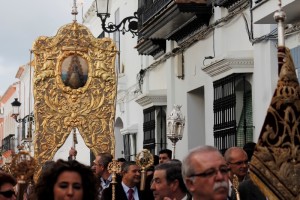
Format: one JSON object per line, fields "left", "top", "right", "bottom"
{"left": 128, "top": 188, "right": 134, "bottom": 200}
{"left": 230, "top": 186, "right": 236, "bottom": 200}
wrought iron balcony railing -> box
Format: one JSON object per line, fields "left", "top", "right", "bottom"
{"left": 2, "top": 134, "right": 15, "bottom": 152}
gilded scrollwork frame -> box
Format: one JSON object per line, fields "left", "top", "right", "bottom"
{"left": 32, "top": 22, "right": 117, "bottom": 181}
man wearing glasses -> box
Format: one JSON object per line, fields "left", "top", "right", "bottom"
{"left": 151, "top": 162, "right": 192, "bottom": 200}
{"left": 182, "top": 145, "right": 229, "bottom": 200}
{"left": 224, "top": 147, "right": 249, "bottom": 199}
{"left": 93, "top": 153, "right": 114, "bottom": 198}
{"left": 0, "top": 172, "right": 17, "bottom": 200}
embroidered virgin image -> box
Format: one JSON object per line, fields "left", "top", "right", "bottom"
{"left": 61, "top": 55, "right": 88, "bottom": 89}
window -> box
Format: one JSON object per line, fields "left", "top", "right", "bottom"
{"left": 2, "top": 134, "right": 15, "bottom": 152}
{"left": 236, "top": 78, "right": 253, "bottom": 146}
{"left": 143, "top": 107, "right": 155, "bottom": 154}
{"left": 123, "top": 134, "right": 131, "bottom": 161}
{"left": 143, "top": 106, "right": 166, "bottom": 155}
{"left": 213, "top": 74, "right": 253, "bottom": 154}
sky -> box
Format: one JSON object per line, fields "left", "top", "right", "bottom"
{"left": 0, "top": 0, "right": 94, "bottom": 95}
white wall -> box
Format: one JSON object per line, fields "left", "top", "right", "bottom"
{"left": 82, "top": 0, "right": 300, "bottom": 161}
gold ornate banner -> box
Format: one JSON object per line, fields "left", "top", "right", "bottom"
{"left": 250, "top": 47, "right": 300, "bottom": 200}
{"left": 32, "top": 21, "right": 117, "bottom": 180}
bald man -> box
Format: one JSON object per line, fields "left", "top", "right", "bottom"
{"left": 182, "top": 145, "right": 229, "bottom": 200}
{"left": 224, "top": 147, "right": 249, "bottom": 200}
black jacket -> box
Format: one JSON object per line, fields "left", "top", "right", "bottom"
{"left": 238, "top": 179, "right": 266, "bottom": 200}
{"left": 100, "top": 182, "right": 153, "bottom": 200}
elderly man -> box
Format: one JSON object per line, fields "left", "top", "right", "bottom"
{"left": 151, "top": 162, "right": 191, "bottom": 200}
{"left": 224, "top": 147, "right": 248, "bottom": 182}
{"left": 93, "top": 152, "right": 114, "bottom": 197}
{"left": 224, "top": 147, "right": 249, "bottom": 200}
{"left": 0, "top": 172, "right": 17, "bottom": 200}
{"left": 182, "top": 145, "right": 229, "bottom": 200}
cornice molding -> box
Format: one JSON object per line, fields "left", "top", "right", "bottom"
{"left": 120, "top": 124, "right": 138, "bottom": 135}
{"left": 202, "top": 57, "right": 253, "bottom": 79}
{"left": 135, "top": 92, "right": 167, "bottom": 109}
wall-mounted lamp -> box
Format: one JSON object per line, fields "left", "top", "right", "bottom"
{"left": 175, "top": 53, "right": 184, "bottom": 79}
{"left": 11, "top": 98, "right": 34, "bottom": 124}
{"left": 11, "top": 98, "right": 34, "bottom": 151}
{"left": 95, "top": 0, "right": 138, "bottom": 36}
{"left": 11, "top": 98, "right": 21, "bottom": 120}
{"left": 167, "top": 105, "right": 185, "bottom": 159}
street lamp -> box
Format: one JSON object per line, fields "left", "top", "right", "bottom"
{"left": 167, "top": 105, "right": 185, "bottom": 159}
{"left": 11, "top": 98, "right": 34, "bottom": 151}
{"left": 11, "top": 98, "right": 34, "bottom": 124}
{"left": 11, "top": 98, "right": 21, "bottom": 119}
{"left": 95, "top": 0, "right": 138, "bottom": 36}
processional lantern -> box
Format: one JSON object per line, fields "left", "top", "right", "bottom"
{"left": 167, "top": 105, "right": 185, "bottom": 159}
{"left": 10, "top": 147, "right": 35, "bottom": 183}
{"left": 11, "top": 146, "right": 36, "bottom": 200}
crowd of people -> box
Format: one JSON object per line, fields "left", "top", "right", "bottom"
{"left": 0, "top": 143, "right": 267, "bottom": 200}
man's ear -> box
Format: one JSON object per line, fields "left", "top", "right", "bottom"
{"left": 170, "top": 179, "right": 179, "bottom": 192}
{"left": 184, "top": 178, "right": 195, "bottom": 193}
{"left": 121, "top": 171, "right": 126, "bottom": 176}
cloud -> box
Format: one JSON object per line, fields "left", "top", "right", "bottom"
{"left": 0, "top": 0, "right": 93, "bottom": 95}
{"left": 0, "top": 61, "right": 19, "bottom": 95}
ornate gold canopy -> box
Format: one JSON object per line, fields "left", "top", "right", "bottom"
{"left": 249, "top": 2, "right": 300, "bottom": 199}
{"left": 249, "top": 47, "right": 300, "bottom": 199}
{"left": 32, "top": 21, "right": 117, "bottom": 180}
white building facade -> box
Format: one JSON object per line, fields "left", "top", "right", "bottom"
{"left": 82, "top": 0, "right": 300, "bottom": 160}
{"left": 3, "top": 0, "right": 299, "bottom": 165}
{"left": 0, "top": 82, "right": 20, "bottom": 165}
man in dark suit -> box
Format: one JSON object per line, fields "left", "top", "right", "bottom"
{"left": 94, "top": 153, "right": 113, "bottom": 190}
{"left": 224, "top": 147, "right": 249, "bottom": 200}
{"left": 101, "top": 161, "right": 152, "bottom": 200}
{"left": 238, "top": 179, "right": 266, "bottom": 200}
{"left": 151, "top": 162, "right": 192, "bottom": 200}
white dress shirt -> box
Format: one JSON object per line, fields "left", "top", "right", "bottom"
{"left": 122, "top": 182, "right": 139, "bottom": 200}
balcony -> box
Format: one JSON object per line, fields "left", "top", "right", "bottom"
{"left": 2, "top": 134, "right": 15, "bottom": 153}
{"left": 252, "top": 0, "right": 300, "bottom": 24}
{"left": 137, "top": 0, "right": 212, "bottom": 58}
{"left": 207, "top": 0, "right": 241, "bottom": 8}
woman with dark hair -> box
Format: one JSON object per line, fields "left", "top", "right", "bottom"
{"left": 0, "top": 172, "right": 17, "bottom": 200}
{"left": 31, "top": 159, "right": 98, "bottom": 200}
